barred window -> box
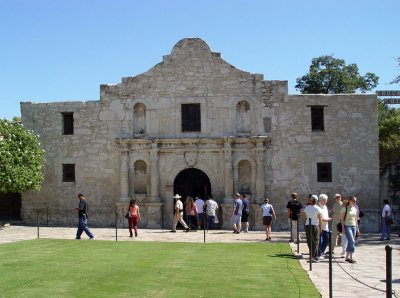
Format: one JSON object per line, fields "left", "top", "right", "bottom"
{"left": 317, "top": 163, "right": 332, "bottom": 182}
{"left": 181, "top": 104, "right": 201, "bottom": 132}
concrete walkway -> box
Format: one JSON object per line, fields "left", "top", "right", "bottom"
{"left": 1, "top": 225, "right": 399, "bottom": 298}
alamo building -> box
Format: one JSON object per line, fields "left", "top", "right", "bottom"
{"left": 20, "top": 38, "right": 380, "bottom": 231}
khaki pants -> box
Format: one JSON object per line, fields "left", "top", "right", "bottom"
{"left": 172, "top": 212, "right": 188, "bottom": 231}
{"left": 331, "top": 219, "right": 340, "bottom": 251}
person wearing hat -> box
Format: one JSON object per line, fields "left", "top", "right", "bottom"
{"left": 303, "top": 195, "right": 322, "bottom": 262}
{"left": 330, "top": 194, "right": 343, "bottom": 253}
{"left": 170, "top": 194, "right": 189, "bottom": 233}
{"left": 260, "top": 198, "right": 276, "bottom": 240}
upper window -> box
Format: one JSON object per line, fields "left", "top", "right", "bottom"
{"left": 62, "top": 112, "right": 74, "bottom": 135}
{"left": 62, "top": 164, "right": 75, "bottom": 182}
{"left": 317, "top": 162, "right": 332, "bottom": 182}
{"left": 181, "top": 104, "right": 201, "bottom": 132}
{"left": 311, "top": 106, "right": 324, "bottom": 131}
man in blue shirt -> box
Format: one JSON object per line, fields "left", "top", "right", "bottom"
{"left": 232, "top": 193, "right": 243, "bottom": 234}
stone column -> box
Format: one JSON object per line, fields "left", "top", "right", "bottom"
{"left": 150, "top": 142, "right": 161, "bottom": 202}
{"left": 255, "top": 141, "right": 265, "bottom": 201}
{"left": 233, "top": 165, "right": 239, "bottom": 195}
{"left": 223, "top": 139, "right": 233, "bottom": 203}
{"left": 119, "top": 147, "right": 130, "bottom": 202}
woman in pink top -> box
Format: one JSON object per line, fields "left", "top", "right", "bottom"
{"left": 127, "top": 198, "right": 141, "bottom": 237}
{"left": 185, "top": 196, "right": 198, "bottom": 231}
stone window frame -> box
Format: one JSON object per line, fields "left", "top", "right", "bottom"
{"left": 61, "top": 112, "right": 74, "bottom": 135}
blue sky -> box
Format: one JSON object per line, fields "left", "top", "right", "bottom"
{"left": 1, "top": 0, "right": 399, "bottom": 119}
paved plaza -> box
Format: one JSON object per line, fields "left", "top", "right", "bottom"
{"left": 1, "top": 225, "right": 399, "bottom": 298}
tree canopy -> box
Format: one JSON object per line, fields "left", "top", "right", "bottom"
{"left": 391, "top": 57, "right": 400, "bottom": 85}
{"left": 296, "top": 55, "right": 379, "bottom": 94}
{"left": 0, "top": 119, "right": 45, "bottom": 193}
{"left": 378, "top": 101, "right": 400, "bottom": 169}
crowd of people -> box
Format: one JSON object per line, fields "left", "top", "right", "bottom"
{"left": 74, "top": 192, "right": 396, "bottom": 256}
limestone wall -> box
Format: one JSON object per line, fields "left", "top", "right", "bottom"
{"left": 270, "top": 94, "right": 380, "bottom": 231}
{"left": 20, "top": 100, "right": 120, "bottom": 226}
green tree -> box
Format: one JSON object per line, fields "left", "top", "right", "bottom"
{"left": 391, "top": 57, "right": 400, "bottom": 85}
{"left": 378, "top": 101, "right": 400, "bottom": 168}
{"left": 296, "top": 55, "right": 379, "bottom": 94}
{"left": 0, "top": 118, "right": 45, "bottom": 193}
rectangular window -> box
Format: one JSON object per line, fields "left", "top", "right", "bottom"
{"left": 62, "top": 112, "right": 74, "bottom": 135}
{"left": 311, "top": 106, "right": 324, "bottom": 131}
{"left": 317, "top": 162, "right": 332, "bottom": 182}
{"left": 181, "top": 104, "right": 201, "bottom": 132}
{"left": 63, "top": 164, "right": 75, "bottom": 182}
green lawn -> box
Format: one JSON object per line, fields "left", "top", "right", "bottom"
{"left": 0, "top": 239, "right": 320, "bottom": 298}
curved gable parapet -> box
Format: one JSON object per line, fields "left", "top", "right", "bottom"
{"left": 170, "top": 38, "right": 213, "bottom": 59}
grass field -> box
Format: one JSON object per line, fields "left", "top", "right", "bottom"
{"left": 0, "top": 239, "right": 320, "bottom": 297}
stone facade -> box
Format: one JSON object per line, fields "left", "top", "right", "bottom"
{"left": 20, "top": 38, "right": 380, "bottom": 231}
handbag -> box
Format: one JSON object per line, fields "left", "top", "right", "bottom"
{"left": 125, "top": 212, "right": 129, "bottom": 219}
{"left": 386, "top": 217, "right": 394, "bottom": 225}
{"left": 337, "top": 207, "right": 348, "bottom": 233}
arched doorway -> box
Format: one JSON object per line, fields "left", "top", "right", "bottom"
{"left": 173, "top": 168, "right": 212, "bottom": 203}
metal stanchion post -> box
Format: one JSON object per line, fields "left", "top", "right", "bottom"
{"left": 115, "top": 211, "right": 118, "bottom": 242}
{"left": 386, "top": 245, "right": 392, "bottom": 298}
{"left": 309, "top": 218, "right": 312, "bottom": 271}
{"left": 297, "top": 219, "right": 300, "bottom": 253}
{"left": 290, "top": 218, "right": 293, "bottom": 242}
{"left": 161, "top": 208, "right": 164, "bottom": 231}
{"left": 204, "top": 213, "right": 207, "bottom": 243}
{"left": 37, "top": 208, "right": 40, "bottom": 239}
{"left": 328, "top": 231, "right": 333, "bottom": 298}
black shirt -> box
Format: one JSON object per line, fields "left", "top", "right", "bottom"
{"left": 286, "top": 200, "right": 303, "bottom": 220}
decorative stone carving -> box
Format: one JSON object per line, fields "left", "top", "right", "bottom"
{"left": 184, "top": 151, "right": 198, "bottom": 167}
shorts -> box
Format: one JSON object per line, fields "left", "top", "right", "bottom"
{"left": 241, "top": 211, "right": 249, "bottom": 222}
{"left": 263, "top": 216, "right": 272, "bottom": 226}
{"left": 231, "top": 214, "right": 241, "bottom": 225}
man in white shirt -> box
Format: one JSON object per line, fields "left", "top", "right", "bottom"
{"left": 316, "top": 194, "right": 331, "bottom": 260}
{"left": 304, "top": 195, "right": 322, "bottom": 262}
{"left": 170, "top": 194, "right": 189, "bottom": 233}
{"left": 205, "top": 196, "right": 218, "bottom": 230}
{"left": 195, "top": 197, "right": 205, "bottom": 229}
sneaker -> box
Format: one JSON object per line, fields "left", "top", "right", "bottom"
{"left": 135, "top": 232, "right": 138, "bottom": 237}
{"left": 268, "top": 237, "right": 271, "bottom": 240}
{"left": 317, "top": 256, "right": 325, "bottom": 261}
{"left": 185, "top": 228, "right": 189, "bottom": 233}
{"left": 312, "top": 258, "right": 319, "bottom": 263}
{"left": 169, "top": 230, "right": 176, "bottom": 233}
{"left": 89, "top": 237, "right": 94, "bottom": 240}
{"left": 349, "top": 259, "right": 356, "bottom": 263}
